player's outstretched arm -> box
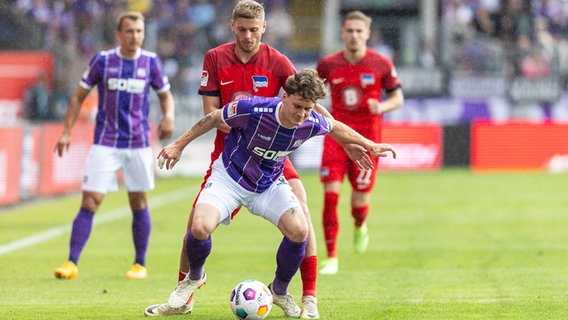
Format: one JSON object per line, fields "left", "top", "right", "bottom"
{"left": 328, "top": 119, "right": 397, "bottom": 159}
{"left": 157, "top": 109, "right": 223, "bottom": 170}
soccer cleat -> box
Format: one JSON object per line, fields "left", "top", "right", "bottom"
{"left": 300, "top": 295, "right": 319, "bottom": 319}
{"left": 318, "top": 258, "right": 338, "bottom": 275}
{"left": 268, "top": 283, "right": 301, "bottom": 318}
{"left": 125, "top": 263, "right": 148, "bottom": 279}
{"left": 54, "top": 261, "right": 78, "bottom": 279}
{"left": 354, "top": 223, "right": 369, "bottom": 254}
{"left": 144, "top": 296, "right": 193, "bottom": 317}
{"left": 167, "top": 273, "right": 206, "bottom": 308}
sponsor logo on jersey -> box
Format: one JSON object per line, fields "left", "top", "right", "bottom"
{"left": 200, "top": 70, "right": 208, "bottom": 87}
{"left": 107, "top": 78, "right": 146, "bottom": 93}
{"left": 361, "top": 74, "right": 375, "bottom": 87}
{"left": 252, "top": 146, "right": 291, "bottom": 160}
{"left": 136, "top": 68, "right": 146, "bottom": 78}
{"left": 252, "top": 76, "right": 268, "bottom": 92}
{"left": 331, "top": 77, "right": 344, "bottom": 84}
{"left": 227, "top": 101, "right": 238, "bottom": 118}
{"left": 257, "top": 134, "right": 272, "bottom": 142}
{"left": 220, "top": 80, "right": 235, "bottom": 86}
{"left": 292, "top": 139, "right": 304, "bottom": 148}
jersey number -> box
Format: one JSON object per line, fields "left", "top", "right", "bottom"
{"left": 341, "top": 86, "right": 363, "bottom": 111}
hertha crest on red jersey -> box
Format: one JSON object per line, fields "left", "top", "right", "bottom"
{"left": 252, "top": 76, "right": 268, "bottom": 92}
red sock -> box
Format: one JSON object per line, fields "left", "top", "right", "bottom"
{"left": 300, "top": 255, "right": 317, "bottom": 297}
{"left": 178, "top": 271, "right": 187, "bottom": 282}
{"left": 323, "top": 192, "right": 339, "bottom": 258}
{"left": 352, "top": 205, "right": 369, "bottom": 227}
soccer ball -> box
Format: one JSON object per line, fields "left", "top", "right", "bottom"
{"left": 230, "top": 280, "right": 273, "bottom": 320}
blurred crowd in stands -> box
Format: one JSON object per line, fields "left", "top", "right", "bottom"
{"left": 443, "top": 0, "right": 568, "bottom": 80}
{"left": 12, "top": 0, "right": 568, "bottom": 121}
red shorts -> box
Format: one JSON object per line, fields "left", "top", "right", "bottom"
{"left": 319, "top": 135, "right": 378, "bottom": 192}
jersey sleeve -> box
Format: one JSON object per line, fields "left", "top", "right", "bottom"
{"left": 79, "top": 54, "right": 103, "bottom": 90}
{"left": 150, "top": 55, "right": 171, "bottom": 94}
{"left": 221, "top": 99, "right": 251, "bottom": 128}
{"left": 198, "top": 50, "right": 220, "bottom": 95}
{"left": 382, "top": 57, "right": 402, "bottom": 91}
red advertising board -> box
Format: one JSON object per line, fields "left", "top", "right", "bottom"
{"left": 471, "top": 121, "right": 568, "bottom": 171}
{"left": 0, "top": 128, "right": 23, "bottom": 205}
{"left": 0, "top": 51, "right": 54, "bottom": 100}
{"left": 38, "top": 123, "right": 94, "bottom": 196}
{"left": 380, "top": 123, "right": 442, "bottom": 170}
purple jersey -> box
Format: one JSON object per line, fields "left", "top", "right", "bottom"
{"left": 80, "top": 47, "right": 170, "bottom": 148}
{"left": 221, "top": 96, "right": 332, "bottom": 192}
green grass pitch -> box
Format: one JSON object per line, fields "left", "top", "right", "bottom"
{"left": 1, "top": 169, "right": 568, "bottom": 319}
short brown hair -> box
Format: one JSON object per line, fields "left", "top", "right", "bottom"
{"left": 343, "top": 10, "right": 372, "bottom": 28}
{"left": 233, "top": 0, "right": 265, "bottom": 21}
{"left": 285, "top": 69, "right": 327, "bottom": 102}
{"left": 117, "top": 11, "right": 145, "bottom": 31}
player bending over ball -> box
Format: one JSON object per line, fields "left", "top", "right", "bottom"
{"left": 152, "top": 69, "right": 396, "bottom": 318}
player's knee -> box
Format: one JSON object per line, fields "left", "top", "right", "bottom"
{"left": 288, "top": 222, "right": 308, "bottom": 242}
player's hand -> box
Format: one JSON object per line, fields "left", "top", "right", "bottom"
{"left": 158, "top": 114, "right": 174, "bottom": 140}
{"left": 368, "top": 98, "right": 382, "bottom": 114}
{"left": 369, "top": 143, "right": 397, "bottom": 159}
{"left": 343, "top": 143, "right": 374, "bottom": 170}
{"left": 54, "top": 133, "right": 72, "bottom": 157}
{"left": 157, "top": 143, "right": 182, "bottom": 170}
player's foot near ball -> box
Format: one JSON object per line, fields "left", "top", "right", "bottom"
{"left": 268, "top": 283, "right": 301, "bottom": 317}
{"left": 144, "top": 301, "right": 193, "bottom": 316}
{"left": 168, "top": 273, "right": 206, "bottom": 308}
{"left": 318, "top": 258, "right": 338, "bottom": 275}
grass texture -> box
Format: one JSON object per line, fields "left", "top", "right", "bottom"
{"left": 1, "top": 169, "right": 567, "bottom": 319}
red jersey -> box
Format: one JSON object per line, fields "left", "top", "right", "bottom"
{"left": 199, "top": 42, "right": 296, "bottom": 161}
{"left": 316, "top": 49, "right": 400, "bottom": 142}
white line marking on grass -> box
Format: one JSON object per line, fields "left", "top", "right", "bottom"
{"left": 0, "top": 188, "right": 193, "bottom": 256}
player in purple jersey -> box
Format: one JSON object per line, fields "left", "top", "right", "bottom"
{"left": 53, "top": 11, "right": 175, "bottom": 280}
{"left": 154, "top": 69, "right": 396, "bottom": 315}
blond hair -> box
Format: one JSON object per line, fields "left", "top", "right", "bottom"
{"left": 233, "top": 0, "right": 265, "bottom": 21}
{"left": 342, "top": 10, "right": 372, "bottom": 28}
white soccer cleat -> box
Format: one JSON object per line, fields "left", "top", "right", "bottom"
{"left": 167, "top": 273, "right": 206, "bottom": 309}
{"left": 268, "top": 283, "right": 301, "bottom": 318}
{"left": 300, "top": 295, "right": 319, "bottom": 319}
{"left": 144, "top": 301, "right": 193, "bottom": 316}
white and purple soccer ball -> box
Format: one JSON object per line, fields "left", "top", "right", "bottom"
{"left": 230, "top": 280, "right": 273, "bottom": 320}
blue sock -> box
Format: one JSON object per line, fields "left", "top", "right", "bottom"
{"left": 186, "top": 230, "right": 211, "bottom": 280}
{"left": 132, "top": 207, "right": 151, "bottom": 266}
{"left": 68, "top": 207, "right": 95, "bottom": 264}
{"left": 272, "top": 237, "right": 307, "bottom": 295}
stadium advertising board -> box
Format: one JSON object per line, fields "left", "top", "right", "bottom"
{"left": 380, "top": 123, "right": 442, "bottom": 170}
{"left": 38, "top": 123, "right": 93, "bottom": 196}
{"left": 0, "top": 128, "right": 23, "bottom": 205}
{"left": 471, "top": 121, "right": 568, "bottom": 171}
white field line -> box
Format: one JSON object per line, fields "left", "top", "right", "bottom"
{"left": 0, "top": 188, "right": 194, "bottom": 256}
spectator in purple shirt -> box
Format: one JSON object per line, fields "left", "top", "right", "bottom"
{"left": 53, "top": 11, "right": 175, "bottom": 281}
{"left": 154, "top": 68, "right": 396, "bottom": 315}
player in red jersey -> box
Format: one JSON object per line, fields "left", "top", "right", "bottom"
{"left": 146, "top": 1, "right": 349, "bottom": 318}
{"left": 316, "top": 11, "right": 404, "bottom": 275}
